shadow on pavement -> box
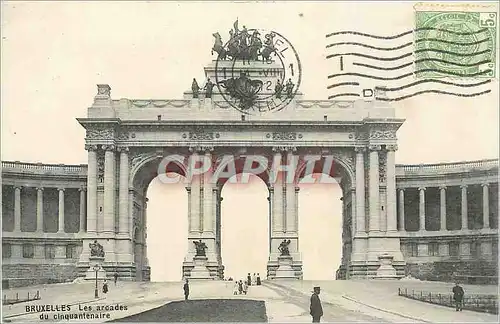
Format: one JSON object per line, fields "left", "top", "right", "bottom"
{"left": 110, "top": 299, "right": 268, "bottom": 322}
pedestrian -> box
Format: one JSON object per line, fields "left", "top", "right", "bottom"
{"left": 102, "top": 279, "right": 109, "bottom": 295}
{"left": 238, "top": 280, "right": 243, "bottom": 294}
{"left": 183, "top": 279, "right": 190, "bottom": 301}
{"left": 252, "top": 273, "right": 257, "bottom": 285}
{"left": 233, "top": 281, "right": 239, "bottom": 295}
{"left": 113, "top": 272, "right": 118, "bottom": 286}
{"left": 243, "top": 281, "right": 248, "bottom": 295}
{"left": 452, "top": 282, "right": 464, "bottom": 311}
{"left": 310, "top": 286, "right": 323, "bottom": 323}
{"left": 256, "top": 273, "right": 261, "bottom": 286}
{"left": 247, "top": 273, "right": 252, "bottom": 286}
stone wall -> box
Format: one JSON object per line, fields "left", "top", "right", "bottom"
{"left": 405, "top": 260, "right": 498, "bottom": 284}
{"left": 2, "top": 263, "right": 79, "bottom": 288}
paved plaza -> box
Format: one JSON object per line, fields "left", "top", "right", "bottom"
{"left": 2, "top": 280, "right": 498, "bottom": 322}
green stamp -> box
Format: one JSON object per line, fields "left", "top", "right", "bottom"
{"left": 415, "top": 11, "right": 497, "bottom": 79}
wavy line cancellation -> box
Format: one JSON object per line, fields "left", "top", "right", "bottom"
{"left": 375, "top": 89, "right": 491, "bottom": 102}
{"left": 328, "top": 93, "right": 360, "bottom": 99}
{"left": 328, "top": 79, "right": 491, "bottom": 92}
{"left": 326, "top": 48, "right": 491, "bottom": 61}
{"left": 327, "top": 69, "right": 493, "bottom": 80}
{"left": 353, "top": 59, "right": 492, "bottom": 71}
{"left": 326, "top": 27, "right": 489, "bottom": 39}
{"left": 326, "top": 37, "right": 490, "bottom": 51}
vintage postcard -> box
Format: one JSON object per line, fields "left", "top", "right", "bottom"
{"left": 1, "top": 1, "right": 498, "bottom": 322}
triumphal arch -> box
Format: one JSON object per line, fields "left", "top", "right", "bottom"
{"left": 3, "top": 23, "right": 497, "bottom": 285}
{"left": 75, "top": 23, "right": 407, "bottom": 280}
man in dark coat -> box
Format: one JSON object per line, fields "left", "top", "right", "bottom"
{"left": 452, "top": 282, "right": 464, "bottom": 311}
{"left": 183, "top": 279, "right": 190, "bottom": 301}
{"left": 247, "top": 273, "right": 252, "bottom": 286}
{"left": 310, "top": 286, "right": 323, "bottom": 323}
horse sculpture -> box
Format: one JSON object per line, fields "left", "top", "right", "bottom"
{"left": 212, "top": 32, "right": 228, "bottom": 60}
{"left": 261, "top": 32, "right": 277, "bottom": 62}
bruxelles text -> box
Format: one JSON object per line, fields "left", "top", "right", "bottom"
{"left": 156, "top": 154, "right": 342, "bottom": 184}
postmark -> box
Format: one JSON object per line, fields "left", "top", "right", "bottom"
{"left": 415, "top": 10, "right": 497, "bottom": 79}
{"left": 213, "top": 22, "right": 301, "bottom": 114}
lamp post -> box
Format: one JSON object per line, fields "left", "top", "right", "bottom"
{"left": 93, "top": 264, "right": 100, "bottom": 298}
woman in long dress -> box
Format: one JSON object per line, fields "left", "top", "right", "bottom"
{"left": 256, "top": 273, "right": 261, "bottom": 285}
{"left": 233, "top": 281, "right": 239, "bottom": 295}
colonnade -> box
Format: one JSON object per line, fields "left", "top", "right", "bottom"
{"left": 6, "top": 185, "right": 86, "bottom": 233}
{"left": 397, "top": 183, "right": 494, "bottom": 232}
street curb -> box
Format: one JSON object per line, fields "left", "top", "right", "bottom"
{"left": 342, "top": 295, "right": 430, "bottom": 323}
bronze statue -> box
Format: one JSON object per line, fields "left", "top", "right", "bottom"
{"left": 89, "top": 240, "right": 105, "bottom": 257}
{"left": 285, "top": 78, "right": 295, "bottom": 98}
{"left": 192, "top": 78, "right": 200, "bottom": 98}
{"left": 194, "top": 240, "right": 208, "bottom": 257}
{"left": 212, "top": 20, "right": 272, "bottom": 63}
{"left": 278, "top": 239, "right": 291, "bottom": 256}
{"left": 204, "top": 78, "right": 215, "bottom": 98}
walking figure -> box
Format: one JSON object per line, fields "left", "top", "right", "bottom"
{"left": 102, "top": 279, "right": 109, "bottom": 295}
{"left": 233, "top": 281, "right": 239, "bottom": 295}
{"left": 238, "top": 280, "right": 243, "bottom": 294}
{"left": 243, "top": 281, "right": 248, "bottom": 295}
{"left": 183, "top": 279, "right": 190, "bottom": 300}
{"left": 452, "top": 282, "right": 464, "bottom": 311}
{"left": 113, "top": 272, "right": 118, "bottom": 286}
{"left": 247, "top": 273, "right": 252, "bottom": 286}
{"left": 256, "top": 273, "right": 261, "bottom": 285}
{"left": 310, "top": 286, "right": 323, "bottom": 323}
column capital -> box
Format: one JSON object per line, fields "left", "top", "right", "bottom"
{"left": 36, "top": 187, "right": 44, "bottom": 192}
{"left": 117, "top": 146, "right": 130, "bottom": 153}
{"left": 295, "top": 187, "right": 300, "bottom": 193}
{"left": 188, "top": 145, "right": 214, "bottom": 153}
{"left": 185, "top": 186, "right": 191, "bottom": 193}
{"left": 368, "top": 144, "right": 382, "bottom": 151}
{"left": 57, "top": 187, "right": 66, "bottom": 192}
{"left": 460, "top": 184, "right": 468, "bottom": 189}
{"left": 85, "top": 144, "right": 99, "bottom": 151}
{"left": 439, "top": 185, "right": 447, "bottom": 190}
{"left": 354, "top": 146, "right": 366, "bottom": 153}
{"left": 418, "top": 186, "right": 426, "bottom": 191}
{"left": 14, "top": 185, "right": 22, "bottom": 191}
{"left": 78, "top": 186, "right": 87, "bottom": 192}
{"left": 268, "top": 187, "right": 275, "bottom": 193}
{"left": 386, "top": 144, "right": 398, "bottom": 152}
{"left": 102, "top": 144, "right": 116, "bottom": 151}
{"left": 272, "top": 145, "right": 297, "bottom": 153}
{"left": 481, "top": 182, "right": 490, "bottom": 188}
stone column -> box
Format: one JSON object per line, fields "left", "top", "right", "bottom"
{"left": 118, "top": 147, "right": 130, "bottom": 235}
{"left": 272, "top": 151, "right": 284, "bottom": 232}
{"left": 398, "top": 189, "right": 405, "bottom": 231}
{"left": 368, "top": 145, "right": 381, "bottom": 232}
{"left": 268, "top": 188, "right": 273, "bottom": 253}
{"left": 482, "top": 183, "right": 490, "bottom": 229}
{"left": 36, "top": 187, "right": 44, "bottom": 232}
{"left": 14, "top": 186, "right": 21, "bottom": 232}
{"left": 385, "top": 145, "right": 397, "bottom": 232}
{"left": 203, "top": 150, "right": 214, "bottom": 234}
{"left": 186, "top": 187, "right": 192, "bottom": 231}
{"left": 79, "top": 187, "right": 86, "bottom": 233}
{"left": 460, "top": 184, "right": 468, "bottom": 230}
{"left": 285, "top": 182, "right": 297, "bottom": 233}
{"left": 103, "top": 144, "right": 116, "bottom": 234}
{"left": 189, "top": 151, "right": 201, "bottom": 233}
{"left": 86, "top": 144, "right": 98, "bottom": 233}
{"left": 355, "top": 147, "right": 366, "bottom": 234}
{"left": 57, "top": 188, "right": 65, "bottom": 233}
{"left": 439, "top": 186, "right": 447, "bottom": 231}
{"left": 418, "top": 187, "right": 426, "bottom": 231}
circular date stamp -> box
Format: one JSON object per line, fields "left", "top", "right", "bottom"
{"left": 213, "top": 24, "right": 301, "bottom": 114}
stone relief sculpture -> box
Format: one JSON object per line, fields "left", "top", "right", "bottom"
{"left": 89, "top": 240, "right": 105, "bottom": 258}
{"left": 194, "top": 240, "right": 208, "bottom": 257}
{"left": 278, "top": 239, "right": 291, "bottom": 256}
